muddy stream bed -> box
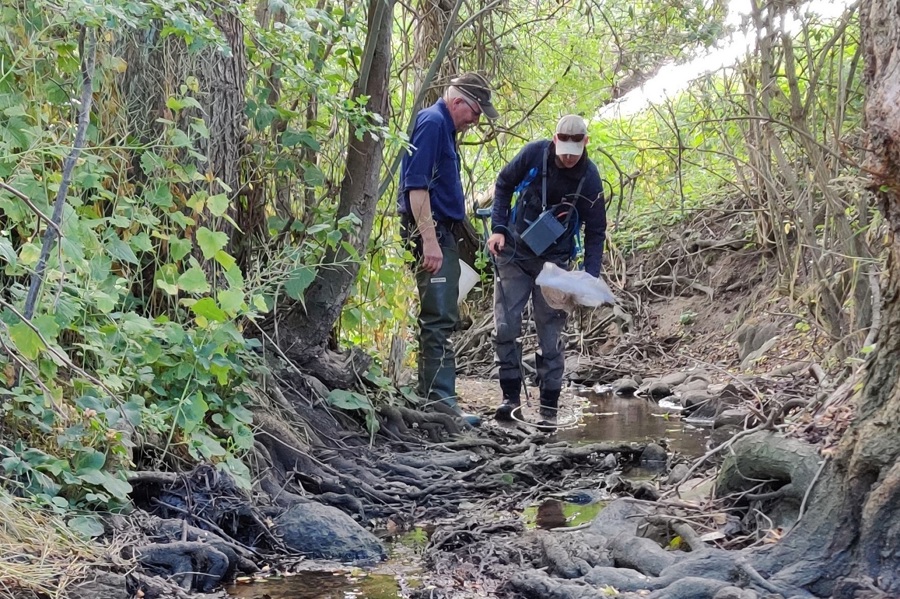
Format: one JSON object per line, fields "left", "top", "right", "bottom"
{"left": 226, "top": 383, "right": 710, "bottom": 598}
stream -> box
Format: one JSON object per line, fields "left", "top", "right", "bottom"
{"left": 226, "top": 387, "right": 709, "bottom": 598}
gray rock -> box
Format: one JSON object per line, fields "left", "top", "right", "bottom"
{"left": 641, "top": 442, "right": 668, "bottom": 465}
{"left": 613, "top": 377, "right": 640, "bottom": 396}
{"left": 676, "top": 378, "right": 711, "bottom": 393}
{"left": 714, "top": 408, "right": 749, "bottom": 428}
{"left": 647, "top": 381, "right": 672, "bottom": 400}
{"left": 602, "top": 452, "right": 618, "bottom": 471}
{"left": 667, "top": 463, "right": 690, "bottom": 485}
{"left": 714, "top": 586, "right": 759, "bottom": 599}
{"left": 682, "top": 390, "right": 714, "bottom": 417}
{"left": 660, "top": 372, "right": 689, "bottom": 386}
{"left": 735, "top": 322, "right": 779, "bottom": 361}
{"left": 67, "top": 572, "right": 129, "bottom": 599}
{"left": 275, "top": 502, "right": 386, "bottom": 563}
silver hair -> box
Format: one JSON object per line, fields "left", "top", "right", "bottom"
{"left": 444, "top": 86, "right": 467, "bottom": 102}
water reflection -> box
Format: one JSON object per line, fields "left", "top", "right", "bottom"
{"left": 557, "top": 389, "right": 707, "bottom": 457}
{"left": 524, "top": 498, "right": 605, "bottom": 530}
{"left": 226, "top": 570, "right": 406, "bottom": 599}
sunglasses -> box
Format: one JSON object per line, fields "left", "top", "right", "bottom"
{"left": 460, "top": 95, "right": 482, "bottom": 117}
{"left": 557, "top": 133, "right": 585, "bottom": 143}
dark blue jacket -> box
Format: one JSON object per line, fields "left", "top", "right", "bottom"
{"left": 398, "top": 98, "right": 466, "bottom": 223}
{"left": 492, "top": 140, "right": 607, "bottom": 276}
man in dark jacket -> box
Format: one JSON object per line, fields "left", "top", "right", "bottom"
{"left": 398, "top": 73, "right": 499, "bottom": 426}
{"left": 486, "top": 114, "right": 607, "bottom": 429}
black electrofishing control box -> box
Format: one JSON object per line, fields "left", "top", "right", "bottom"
{"left": 521, "top": 210, "right": 565, "bottom": 255}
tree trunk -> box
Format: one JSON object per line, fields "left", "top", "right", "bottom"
{"left": 748, "top": 2, "right": 900, "bottom": 594}
{"left": 277, "top": 0, "right": 395, "bottom": 362}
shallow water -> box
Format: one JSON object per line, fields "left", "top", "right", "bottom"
{"left": 227, "top": 387, "right": 709, "bottom": 598}
{"left": 558, "top": 387, "right": 708, "bottom": 457}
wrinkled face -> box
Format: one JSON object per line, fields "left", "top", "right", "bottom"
{"left": 450, "top": 95, "right": 482, "bottom": 131}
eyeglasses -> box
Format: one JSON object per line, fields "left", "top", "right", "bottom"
{"left": 556, "top": 133, "right": 585, "bottom": 143}
{"left": 460, "top": 95, "right": 482, "bottom": 117}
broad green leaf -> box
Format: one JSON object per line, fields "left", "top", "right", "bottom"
{"left": 9, "top": 322, "right": 44, "bottom": 359}
{"left": 99, "top": 473, "right": 132, "bottom": 500}
{"left": 33, "top": 315, "right": 60, "bottom": 342}
{"left": 218, "top": 289, "right": 244, "bottom": 314}
{"left": 73, "top": 448, "right": 106, "bottom": 472}
{"left": 169, "top": 237, "right": 192, "bottom": 262}
{"left": 215, "top": 250, "right": 236, "bottom": 270}
{"left": 139, "top": 151, "right": 165, "bottom": 175}
{"left": 281, "top": 129, "right": 320, "bottom": 150}
{"left": 285, "top": 266, "right": 316, "bottom": 300}
{"left": 68, "top": 515, "right": 105, "bottom": 538}
{"left": 155, "top": 264, "right": 180, "bottom": 295}
{"left": 191, "top": 297, "right": 228, "bottom": 322}
{"left": 190, "top": 118, "right": 210, "bottom": 139}
{"left": 192, "top": 432, "right": 226, "bottom": 458}
{"left": 178, "top": 266, "right": 210, "bottom": 294}
{"left": 106, "top": 238, "right": 139, "bottom": 265}
{"left": 18, "top": 242, "right": 41, "bottom": 267}
{"left": 166, "top": 96, "right": 202, "bottom": 111}
{"left": 326, "top": 389, "right": 372, "bottom": 411}
{"left": 195, "top": 227, "right": 228, "bottom": 259}
{"left": 224, "top": 265, "right": 244, "bottom": 288}
{"left": 77, "top": 469, "right": 108, "bottom": 485}
{"left": 177, "top": 393, "right": 209, "bottom": 432}
{"left": 207, "top": 194, "right": 229, "bottom": 216}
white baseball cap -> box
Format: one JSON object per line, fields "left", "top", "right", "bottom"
{"left": 554, "top": 114, "right": 588, "bottom": 157}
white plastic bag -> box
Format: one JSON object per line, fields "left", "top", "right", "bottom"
{"left": 535, "top": 262, "right": 617, "bottom": 311}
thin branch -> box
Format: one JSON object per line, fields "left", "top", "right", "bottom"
{"left": 24, "top": 26, "right": 97, "bottom": 319}
{"left": 0, "top": 181, "right": 60, "bottom": 234}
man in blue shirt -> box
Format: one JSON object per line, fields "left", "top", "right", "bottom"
{"left": 486, "top": 115, "right": 607, "bottom": 430}
{"left": 399, "top": 73, "right": 499, "bottom": 427}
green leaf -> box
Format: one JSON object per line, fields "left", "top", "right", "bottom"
{"left": 0, "top": 237, "right": 16, "bottom": 266}
{"left": 32, "top": 315, "right": 60, "bottom": 342}
{"left": 99, "top": 473, "right": 132, "bottom": 500}
{"left": 169, "top": 237, "right": 192, "bottom": 262}
{"left": 303, "top": 164, "right": 325, "bottom": 187}
{"left": 326, "top": 389, "right": 372, "bottom": 411}
{"left": 192, "top": 432, "right": 227, "bottom": 458}
{"left": 191, "top": 297, "right": 228, "bottom": 322}
{"left": 177, "top": 393, "right": 209, "bottom": 432}
{"left": 285, "top": 266, "right": 316, "bottom": 300}
{"left": 190, "top": 118, "right": 210, "bottom": 139}
{"left": 218, "top": 289, "right": 244, "bottom": 315}
{"left": 195, "top": 227, "right": 228, "bottom": 259}
{"left": 214, "top": 250, "right": 236, "bottom": 270}
{"left": 73, "top": 448, "right": 106, "bottom": 472}
{"left": 9, "top": 322, "right": 44, "bottom": 359}
{"left": 106, "top": 238, "right": 139, "bottom": 265}
{"left": 68, "top": 515, "right": 105, "bottom": 538}
{"left": 224, "top": 265, "right": 244, "bottom": 288}
{"left": 207, "top": 194, "right": 229, "bottom": 217}
{"left": 178, "top": 266, "right": 210, "bottom": 294}
{"left": 166, "top": 96, "right": 202, "bottom": 111}
{"left": 281, "top": 129, "right": 320, "bottom": 150}
{"left": 155, "top": 264, "right": 180, "bottom": 295}
{"left": 77, "top": 469, "right": 107, "bottom": 485}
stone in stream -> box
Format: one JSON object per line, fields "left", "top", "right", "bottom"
{"left": 613, "top": 377, "right": 640, "bottom": 396}
{"left": 275, "top": 502, "right": 386, "bottom": 563}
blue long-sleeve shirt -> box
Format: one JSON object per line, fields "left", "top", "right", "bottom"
{"left": 492, "top": 140, "right": 607, "bottom": 276}
{"left": 398, "top": 98, "right": 466, "bottom": 223}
